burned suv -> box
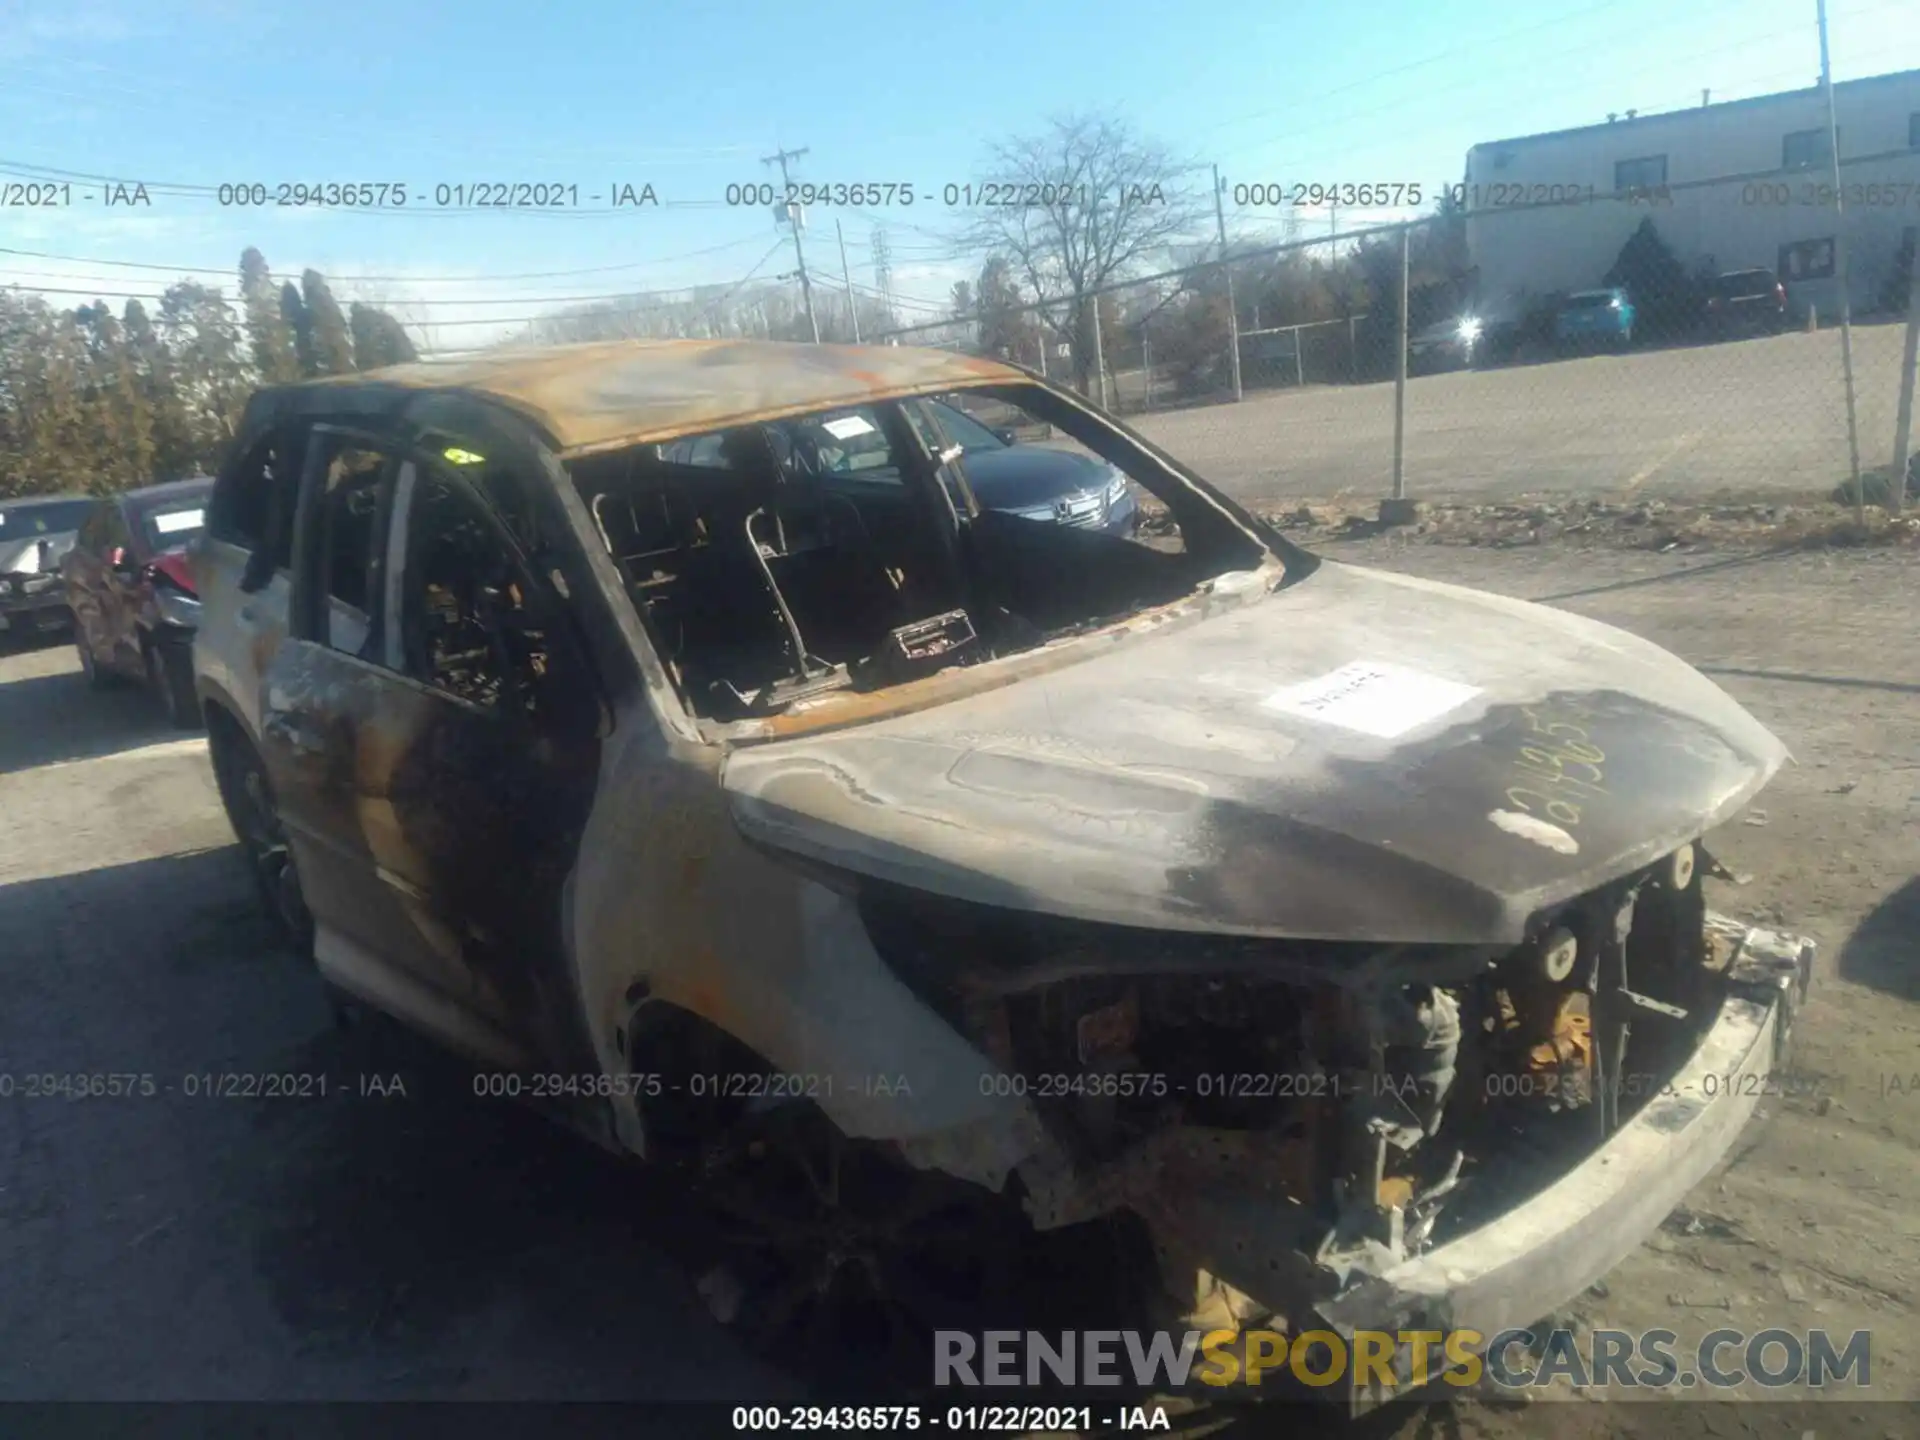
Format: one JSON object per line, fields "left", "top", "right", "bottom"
{"left": 192, "top": 340, "right": 1812, "bottom": 1410}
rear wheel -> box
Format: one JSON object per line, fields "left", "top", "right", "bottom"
{"left": 210, "top": 722, "right": 313, "bottom": 956}
{"left": 76, "top": 630, "right": 111, "bottom": 689}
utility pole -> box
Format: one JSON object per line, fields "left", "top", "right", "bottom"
{"left": 835, "top": 219, "right": 861, "bottom": 342}
{"left": 762, "top": 145, "right": 820, "bottom": 343}
{"left": 1212, "top": 163, "right": 1244, "bottom": 402}
{"left": 1379, "top": 223, "right": 1417, "bottom": 527}
{"left": 1393, "top": 224, "right": 1410, "bottom": 499}
{"left": 1890, "top": 238, "right": 1919, "bottom": 518}
{"left": 1816, "top": 0, "right": 1863, "bottom": 517}
{"left": 1090, "top": 294, "right": 1108, "bottom": 409}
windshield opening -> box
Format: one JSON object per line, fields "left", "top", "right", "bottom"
{"left": 569, "top": 382, "right": 1279, "bottom": 725}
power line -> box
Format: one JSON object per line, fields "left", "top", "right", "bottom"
{"left": 0, "top": 58, "right": 762, "bottom": 169}
{"left": 696, "top": 238, "right": 794, "bottom": 318}
{"left": 416, "top": 238, "right": 801, "bottom": 352}
{"left": 0, "top": 279, "right": 816, "bottom": 308}
{"left": 832, "top": 271, "right": 956, "bottom": 314}
{"left": 1210, "top": 0, "right": 1899, "bottom": 167}
{"left": 0, "top": 234, "right": 772, "bottom": 284}
{"left": 1184, "top": 0, "right": 1636, "bottom": 144}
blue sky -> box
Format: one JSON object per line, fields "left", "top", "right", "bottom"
{"left": 3, "top": 0, "right": 1917, "bottom": 352}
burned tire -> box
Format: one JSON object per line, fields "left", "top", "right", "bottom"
{"left": 691, "top": 1102, "right": 1037, "bottom": 1391}
{"left": 208, "top": 717, "right": 313, "bottom": 958}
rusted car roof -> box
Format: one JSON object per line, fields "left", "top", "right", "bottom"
{"left": 299, "top": 339, "right": 1027, "bottom": 458}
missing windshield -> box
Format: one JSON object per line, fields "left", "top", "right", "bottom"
{"left": 570, "top": 382, "right": 1282, "bottom": 722}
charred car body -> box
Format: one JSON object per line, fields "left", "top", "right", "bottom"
{"left": 192, "top": 340, "right": 1812, "bottom": 1410}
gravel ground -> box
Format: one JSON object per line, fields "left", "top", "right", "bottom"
{"left": 1128, "top": 322, "right": 1914, "bottom": 509}
{"left": 0, "top": 534, "right": 1914, "bottom": 1435}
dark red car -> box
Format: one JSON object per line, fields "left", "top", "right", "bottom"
{"left": 61, "top": 477, "right": 214, "bottom": 728}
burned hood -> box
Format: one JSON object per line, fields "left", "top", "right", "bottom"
{"left": 720, "top": 561, "right": 1788, "bottom": 946}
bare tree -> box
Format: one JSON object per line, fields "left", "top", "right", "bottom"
{"left": 955, "top": 113, "right": 1207, "bottom": 393}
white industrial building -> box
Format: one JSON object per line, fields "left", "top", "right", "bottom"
{"left": 1463, "top": 67, "right": 1920, "bottom": 319}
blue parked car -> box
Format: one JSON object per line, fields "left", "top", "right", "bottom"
{"left": 666, "top": 395, "right": 1141, "bottom": 536}
{"left": 1554, "top": 287, "right": 1636, "bottom": 351}
{"left": 911, "top": 397, "right": 1139, "bottom": 536}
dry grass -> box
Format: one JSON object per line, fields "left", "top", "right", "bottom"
{"left": 1140, "top": 491, "right": 1920, "bottom": 555}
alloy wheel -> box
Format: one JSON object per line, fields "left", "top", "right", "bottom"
{"left": 698, "top": 1105, "right": 1028, "bottom": 1388}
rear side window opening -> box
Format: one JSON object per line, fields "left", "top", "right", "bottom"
{"left": 207, "top": 423, "right": 307, "bottom": 577}
{"left": 568, "top": 382, "right": 1277, "bottom": 724}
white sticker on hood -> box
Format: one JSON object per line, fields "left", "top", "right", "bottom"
{"left": 1488, "top": 808, "right": 1580, "bottom": 855}
{"left": 1259, "top": 661, "right": 1479, "bottom": 739}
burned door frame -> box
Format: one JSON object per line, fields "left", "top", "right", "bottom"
{"left": 263, "top": 419, "right": 604, "bottom": 1073}
{"left": 198, "top": 418, "right": 314, "bottom": 741}
{"left": 371, "top": 450, "right": 608, "bottom": 1075}
{"left": 262, "top": 424, "right": 483, "bottom": 1050}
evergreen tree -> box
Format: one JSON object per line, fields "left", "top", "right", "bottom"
{"left": 349, "top": 302, "right": 419, "bottom": 370}
{"left": 976, "top": 256, "right": 1038, "bottom": 362}
{"left": 0, "top": 299, "right": 96, "bottom": 495}
{"left": 1604, "top": 217, "right": 1700, "bottom": 338}
{"left": 74, "top": 301, "right": 154, "bottom": 486}
{"left": 282, "top": 280, "right": 315, "bottom": 377}
{"left": 158, "top": 281, "right": 250, "bottom": 467}
{"left": 240, "top": 247, "right": 299, "bottom": 384}
{"left": 302, "top": 270, "right": 355, "bottom": 376}
{"left": 123, "top": 299, "right": 199, "bottom": 481}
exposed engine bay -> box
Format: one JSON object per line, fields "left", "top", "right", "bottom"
{"left": 847, "top": 837, "right": 1734, "bottom": 1324}
{"left": 568, "top": 391, "right": 1266, "bottom": 723}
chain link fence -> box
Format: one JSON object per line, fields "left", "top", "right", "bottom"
{"left": 874, "top": 166, "right": 1920, "bottom": 521}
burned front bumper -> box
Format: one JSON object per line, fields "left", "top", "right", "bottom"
{"left": 1310, "top": 911, "right": 1814, "bottom": 1413}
